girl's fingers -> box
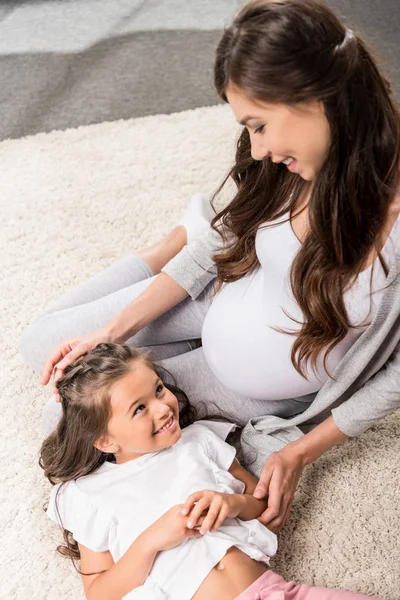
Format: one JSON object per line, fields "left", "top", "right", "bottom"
{"left": 199, "top": 500, "right": 223, "bottom": 533}
{"left": 181, "top": 492, "right": 204, "bottom": 516}
{"left": 210, "top": 506, "right": 230, "bottom": 532}
{"left": 187, "top": 498, "right": 210, "bottom": 528}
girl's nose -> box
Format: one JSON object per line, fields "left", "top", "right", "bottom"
{"left": 153, "top": 401, "right": 171, "bottom": 420}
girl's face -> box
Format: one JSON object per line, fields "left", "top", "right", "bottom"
{"left": 226, "top": 83, "right": 331, "bottom": 181}
{"left": 96, "top": 362, "right": 181, "bottom": 464}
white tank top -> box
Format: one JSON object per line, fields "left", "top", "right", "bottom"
{"left": 202, "top": 213, "right": 400, "bottom": 400}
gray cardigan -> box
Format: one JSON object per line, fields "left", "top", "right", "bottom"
{"left": 162, "top": 227, "right": 400, "bottom": 475}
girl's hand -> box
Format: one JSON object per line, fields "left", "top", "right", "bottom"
{"left": 253, "top": 446, "right": 305, "bottom": 532}
{"left": 181, "top": 490, "right": 244, "bottom": 534}
{"left": 144, "top": 505, "right": 204, "bottom": 553}
{"left": 41, "top": 329, "right": 113, "bottom": 401}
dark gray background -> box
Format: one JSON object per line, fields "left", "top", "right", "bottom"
{"left": 0, "top": 0, "right": 399, "bottom": 141}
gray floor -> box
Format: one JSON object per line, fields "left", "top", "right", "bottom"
{"left": 0, "top": 0, "right": 399, "bottom": 141}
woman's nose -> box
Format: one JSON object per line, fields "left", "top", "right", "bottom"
{"left": 250, "top": 138, "right": 269, "bottom": 161}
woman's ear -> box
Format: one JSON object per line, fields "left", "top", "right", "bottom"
{"left": 94, "top": 434, "right": 118, "bottom": 454}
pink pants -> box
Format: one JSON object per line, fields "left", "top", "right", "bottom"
{"left": 234, "top": 570, "right": 379, "bottom": 600}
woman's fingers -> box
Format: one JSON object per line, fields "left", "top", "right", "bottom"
{"left": 265, "top": 492, "right": 293, "bottom": 532}
{"left": 41, "top": 346, "right": 66, "bottom": 386}
{"left": 282, "top": 495, "right": 294, "bottom": 527}
{"left": 253, "top": 463, "right": 273, "bottom": 500}
{"left": 258, "top": 471, "right": 284, "bottom": 525}
{"left": 41, "top": 341, "right": 77, "bottom": 386}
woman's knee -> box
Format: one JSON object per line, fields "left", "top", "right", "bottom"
{"left": 19, "top": 317, "right": 53, "bottom": 373}
{"left": 42, "top": 395, "right": 62, "bottom": 437}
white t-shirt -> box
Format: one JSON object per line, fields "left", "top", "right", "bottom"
{"left": 46, "top": 420, "right": 277, "bottom": 600}
{"left": 202, "top": 212, "right": 400, "bottom": 400}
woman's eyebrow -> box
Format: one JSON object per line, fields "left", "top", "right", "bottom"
{"left": 238, "top": 116, "right": 259, "bottom": 125}
{"left": 126, "top": 378, "right": 162, "bottom": 415}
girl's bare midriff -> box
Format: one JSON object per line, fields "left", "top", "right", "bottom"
{"left": 192, "top": 546, "right": 268, "bottom": 600}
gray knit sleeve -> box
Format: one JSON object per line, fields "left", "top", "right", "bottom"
{"left": 161, "top": 226, "right": 225, "bottom": 299}
{"left": 331, "top": 341, "right": 400, "bottom": 436}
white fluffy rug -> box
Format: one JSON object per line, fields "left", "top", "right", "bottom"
{"left": 1, "top": 105, "right": 399, "bottom": 599}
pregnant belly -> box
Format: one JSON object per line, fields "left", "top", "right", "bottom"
{"left": 201, "top": 269, "right": 353, "bottom": 400}
{"left": 192, "top": 546, "right": 267, "bottom": 600}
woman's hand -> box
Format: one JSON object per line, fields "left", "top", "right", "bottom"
{"left": 144, "top": 505, "right": 204, "bottom": 553}
{"left": 253, "top": 446, "right": 305, "bottom": 533}
{"left": 181, "top": 490, "right": 244, "bottom": 534}
{"left": 41, "top": 329, "right": 114, "bottom": 401}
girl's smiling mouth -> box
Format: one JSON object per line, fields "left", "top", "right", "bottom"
{"left": 154, "top": 415, "right": 177, "bottom": 435}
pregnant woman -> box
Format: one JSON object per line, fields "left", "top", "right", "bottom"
{"left": 20, "top": 0, "right": 400, "bottom": 533}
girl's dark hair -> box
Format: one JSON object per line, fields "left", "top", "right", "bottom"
{"left": 39, "top": 343, "right": 197, "bottom": 575}
{"left": 210, "top": 0, "right": 400, "bottom": 377}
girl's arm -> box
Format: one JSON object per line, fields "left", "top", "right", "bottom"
{"left": 182, "top": 459, "right": 268, "bottom": 531}
{"left": 228, "top": 459, "right": 268, "bottom": 521}
{"left": 79, "top": 533, "right": 157, "bottom": 600}
{"left": 78, "top": 504, "right": 202, "bottom": 600}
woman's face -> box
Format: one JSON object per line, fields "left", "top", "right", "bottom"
{"left": 96, "top": 362, "right": 181, "bottom": 464}
{"left": 226, "top": 83, "right": 331, "bottom": 181}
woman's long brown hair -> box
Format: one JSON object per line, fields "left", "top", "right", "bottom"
{"left": 39, "top": 343, "right": 197, "bottom": 575}
{"left": 211, "top": 0, "right": 400, "bottom": 377}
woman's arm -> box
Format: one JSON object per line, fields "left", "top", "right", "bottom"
{"left": 254, "top": 416, "right": 348, "bottom": 531}
{"left": 42, "top": 226, "right": 224, "bottom": 387}
{"left": 161, "top": 219, "right": 225, "bottom": 300}
{"left": 105, "top": 272, "right": 189, "bottom": 342}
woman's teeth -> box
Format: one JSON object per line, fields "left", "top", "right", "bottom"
{"left": 282, "top": 157, "right": 294, "bottom": 166}
{"left": 157, "top": 416, "right": 174, "bottom": 433}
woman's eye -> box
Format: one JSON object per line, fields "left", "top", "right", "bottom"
{"left": 156, "top": 383, "right": 164, "bottom": 396}
{"left": 254, "top": 125, "right": 265, "bottom": 134}
{"left": 133, "top": 404, "right": 146, "bottom": 416}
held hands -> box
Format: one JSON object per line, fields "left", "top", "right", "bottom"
{"left": 41, "top": 329, "right": 113, "bottom": 401}
{"left": 180, "top": 490, "right": 245, "bottom": 535}
{"left": 253, "top": 446, "right": 305, "bottom": 532}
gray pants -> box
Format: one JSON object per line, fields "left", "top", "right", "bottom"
{"left": 19, "top": 254, "right": 313, "bottom": 435}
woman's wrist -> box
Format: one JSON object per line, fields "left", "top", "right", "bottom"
{"left": 102, "top": 320, "right": 131, "bottom": 344}
{"left": 284, "top": 416, "right": 349, "bottom": 467}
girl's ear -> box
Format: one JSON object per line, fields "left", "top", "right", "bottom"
{"left": 94, "top": 434, "right": 118, "bottom": 454}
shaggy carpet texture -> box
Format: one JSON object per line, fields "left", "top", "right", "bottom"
{"left": 1, "top": 105, "right": 399, "bottom": 599}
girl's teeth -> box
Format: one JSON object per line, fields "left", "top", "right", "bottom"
{"left": 158, "top": 417, "right": 173, "bottom": 432}
{"left": 282, "top": 157, "right": 294, "bottom": 166}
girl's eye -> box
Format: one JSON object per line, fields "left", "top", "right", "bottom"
{"left": 254, "top": 125, "right": 265, "bottom": 134}
{"left": 133, "top": 404, "right": 146, "bottom": 416}
{"left": 156, "top": 383, "right": 164, "bottom": 396}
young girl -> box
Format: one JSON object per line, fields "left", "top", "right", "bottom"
{"left": 41, "top": 343, "right": 378, "bottom": 600}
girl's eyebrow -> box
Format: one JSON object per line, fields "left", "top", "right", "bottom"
{"left": 126, "top": 377, "right": 162, "bottom": 415}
